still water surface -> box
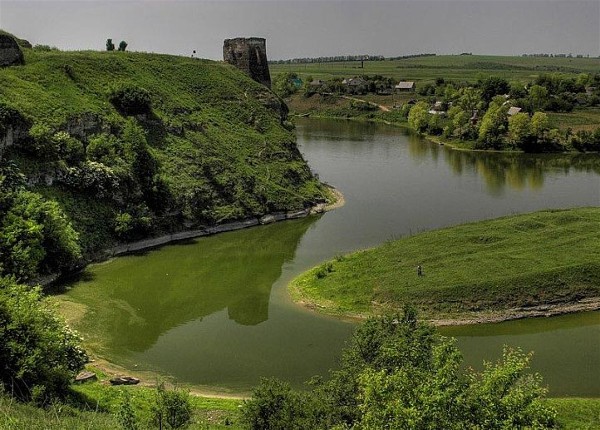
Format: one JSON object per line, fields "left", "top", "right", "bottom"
{"left": 64, "top": 119, "right": 600, "bottom": 396}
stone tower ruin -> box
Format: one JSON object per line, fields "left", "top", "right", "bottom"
{"left": 223, "top": 37, "right": 271, "bottom": 88}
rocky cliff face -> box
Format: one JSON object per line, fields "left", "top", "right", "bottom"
{"left": 0, "top": 34, "right": 24, "bottom": 67}
{"left": 223, "top": 37, "right": 271, "bottom": 88}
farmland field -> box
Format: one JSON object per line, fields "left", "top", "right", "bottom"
{"left": 271, "top": 54, "right": 600, "bottom": 83}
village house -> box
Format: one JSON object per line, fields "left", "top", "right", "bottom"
{"left": 395, "top": 81, "right": 415, "bottom": 92}
{"left": 507, "top": 106, "right": 522, "bottom": 116}
{"left": 343, "top": 77, "right": 368, "bottom": 95}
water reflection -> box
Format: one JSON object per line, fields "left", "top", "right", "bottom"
{"left": 64, "top": 218, "right": 316, "bottom": 356}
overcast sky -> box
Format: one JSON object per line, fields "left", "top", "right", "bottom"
{"left": 1, "top": 0, "right": 598, "bottom": 59}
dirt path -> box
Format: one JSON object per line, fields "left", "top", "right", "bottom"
{"left": 339, "top": 94, "right": 390, "bottom": 111}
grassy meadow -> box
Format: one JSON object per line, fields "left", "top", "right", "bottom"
{"left": 290, "top": 208, "right": 600, "bottom": 320}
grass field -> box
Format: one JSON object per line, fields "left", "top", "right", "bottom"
{"left": 0, "top": 368, "right": 243, "bottom": 429}
{"left": 1, "top": 369, "right": 598, "bottom": 429}
{"left": 290, "top": 208, "right": 600, "bottom": 320}
{"left": 271, "top": 55, "right": 600, "bottom": 84}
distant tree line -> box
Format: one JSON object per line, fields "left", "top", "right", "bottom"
{"left": 522, "top": 53, "right": 596, "bottom": 59}
{"left": 270, "top": 54, "right": 386, "bottom": 64}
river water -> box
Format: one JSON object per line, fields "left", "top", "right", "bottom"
{"left": 62, "top": 119, "right": 600, "bottom": 396}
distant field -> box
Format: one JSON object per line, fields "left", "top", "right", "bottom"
{"left": 548, "top": 109, "right": 600, "bottom": 132}
{"left": 271, "top": 55, "right": 600, "bottom": 83}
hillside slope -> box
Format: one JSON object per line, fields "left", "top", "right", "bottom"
{"left": 0, "top": 47, "right": 328, "bottom": 268}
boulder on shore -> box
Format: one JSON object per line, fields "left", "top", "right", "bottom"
{"left": 110, "top": 376, "right": 140, "bottom": 386}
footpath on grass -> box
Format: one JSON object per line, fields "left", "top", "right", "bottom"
{"left": 289, "top": 207, "right": 600, "bottom": 324}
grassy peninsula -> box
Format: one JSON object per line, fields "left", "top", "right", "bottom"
{"left": 290, "top": 208, "right": 600, "bottom": 321}
{"left": 0, "top": 45, "right": 329, "bottom": 279}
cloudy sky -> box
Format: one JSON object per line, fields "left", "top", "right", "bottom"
{"left": 1, "top": 0, "right": 598, "bottom": 59}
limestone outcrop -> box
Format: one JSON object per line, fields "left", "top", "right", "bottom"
{"left": 0, "top": 33, "right": 24, "bottom": 67}
{"left": 223, "top": 37, "right": 271, "bottom": 88}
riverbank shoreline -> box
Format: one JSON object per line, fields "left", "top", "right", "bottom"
{"left": 38, "top": 184, "right": 345, "bottom": 289}
{"left": 291, "top": 112, "right": 599, "bottom": 155}
{"left": 294, "top": 295, "right": 600, "bottom": 326}
{"left": 106, "top": 184, "right": 344, "bottom": 258}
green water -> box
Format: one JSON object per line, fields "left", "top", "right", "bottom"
{"left": 62, "top": 119, "right": 600, "bottom": 396}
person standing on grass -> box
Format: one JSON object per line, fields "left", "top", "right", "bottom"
{"left": 417, "top": 265, "right": 424, "bottom": 277}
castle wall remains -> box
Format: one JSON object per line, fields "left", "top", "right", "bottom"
{"left": 223, "top": 37, "right": 271, "bottom": 88}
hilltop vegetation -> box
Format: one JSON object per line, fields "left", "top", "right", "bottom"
{"left": 290, "top": 208, "right": 600, "bottom": 320}
{"left": 0, "top": 46, "right": 329, "bottom": 280}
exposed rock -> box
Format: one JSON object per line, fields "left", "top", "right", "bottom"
{"left": 64, "top": 112, "right": 108, "bottom": 142}
{"left": 110, "top": 376, "right": 140, "bottom": 386}
{"left": 0, "top": 33, "right": 24, "bottom": 67}
{"left": 74, "top": 371, "right": 97, "bottom": 384}
{"left": 223, "top": 37, "right": 271, "bottom": 88}
{"left": 0, "top": 106, "right": 30, "bottom": 158}
{"left": 253, "top": 88, "right": 289, "bottom": 123}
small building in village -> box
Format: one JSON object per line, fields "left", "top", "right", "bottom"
{"left": 343, "top": 77, "right": 368, "bottom": 95}
{"left": 395, "top": 81, "right": 415, "bottom": 92}
{"left": 507, "top": 106, "right": 522, "bottom": 116}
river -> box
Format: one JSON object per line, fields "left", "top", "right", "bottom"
{"left": 61, "top": 118, "right": 600, "bottom": 396}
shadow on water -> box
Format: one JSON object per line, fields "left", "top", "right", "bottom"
{"left": 65, "top": 217, "right": 317, "bottom": 357}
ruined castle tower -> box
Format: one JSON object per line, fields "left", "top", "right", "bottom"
{"left": 223, "top": 37, "right": 271, "bottom": 88}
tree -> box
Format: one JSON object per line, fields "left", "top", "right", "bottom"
{"left": 478, "top": 99, "right": 508, "bottom": 149}
{"left": 118, "top": 40, "right": 128, "bottom": 52}
{"left": 0, "top": 278, "right": 87, "bottom": 403}
{"left": 478, "top": 76, "right": 510, "bottom": 104}
{"left": 529, "top": 85, "right": 549, "bottom": 111}
{"left": 531, "top": 111, "right": 550, "bottom": 138}
{"left": 508, "top": 112, "right": 532, "bottom": 148}
{"left": 106, "top": 38, "right": 115, "bottom": 51}
{"left": 408, "top": 101, "right": 430, "bottom": 132}
{"left": 457, "top": 87, "right": 477, "bottom": 110}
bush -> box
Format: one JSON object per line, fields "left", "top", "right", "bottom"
{"left": 0, "top": 169, "right": 82, "bottom": 280}
{"left": 241, "top": 307, "right": 558, "bottom": 429}
{"left": 153, "top": 384, "right": 192, "bottom": 429}
{"left": 109, "top": 85, "right": 152, "bottom": 116}
{"left": 0, "top": 278, "right": 87, "bottom": 403}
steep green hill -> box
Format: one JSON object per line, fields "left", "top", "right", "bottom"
{"left": 0, "top": 46, "right": 328, "bottom": 270}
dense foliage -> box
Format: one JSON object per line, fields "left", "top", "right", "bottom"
{"left": 0, "top": 277, "right": 87, "bottom": 403}
{"left": 0, "top": 163, "right": 81, "bottom": 281}
{"left": 242, "top": 308, "right": 557, "bottom": 429}
{"left": 109, "top": 85, "right": 152, "bottom": 116}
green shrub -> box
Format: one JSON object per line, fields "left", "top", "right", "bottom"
{"left": 116, "top": 390, "right": 139, "bottom": 430}
{"left": 0, "top": 277, "right": 87, "bottom": 403}
{"left": 241, "top": 308, "right": 558, "bottom": 429}
{"left": 109, "top": 85, "right": 152, "bottom": 116}
{"left": 0, "top": 168, "right": 82, "bottom": 280}
{"left": 152, "top": 384, "right": 192, "bottom": 429}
